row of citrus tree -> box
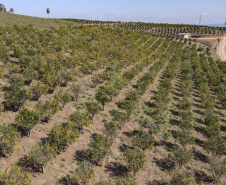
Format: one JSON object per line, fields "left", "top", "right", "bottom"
{"left": 191, "top": 45, "right": 226, "bottom": 184}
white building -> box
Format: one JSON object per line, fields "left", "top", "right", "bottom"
{"left": 176, "top": 33, "right": 191, "bottom": 39}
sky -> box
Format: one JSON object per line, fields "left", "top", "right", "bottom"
{"left": 1, "top": 0, "right": 226, "bottom": 25}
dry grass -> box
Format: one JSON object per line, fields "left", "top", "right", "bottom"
{"left": 0, "top": 12, "right": 80, "bottom": 29}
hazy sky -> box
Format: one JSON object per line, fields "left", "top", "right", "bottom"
{"left": 1, "top": 0, "right": 226, "bottom": 24}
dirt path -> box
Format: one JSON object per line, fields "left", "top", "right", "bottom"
{"left": 217, "top": 36, "right": 226, "bottom": 61}
{"left": 195, "top": 36, "right": 226, "bottom": 61}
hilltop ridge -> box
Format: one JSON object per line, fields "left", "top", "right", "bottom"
{"left": 0, "top": 12, "right": 80, "bottom": 29}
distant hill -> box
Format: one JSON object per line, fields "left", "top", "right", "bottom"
{"left": 206, "top": 24, "right": 226, "bottom": 28}
{"left": 0, "top": 12, "right": 80, "bottom": 29}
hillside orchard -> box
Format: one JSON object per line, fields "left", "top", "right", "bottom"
{"left": 0, "top": 22, "right": 225, "bottom": 184}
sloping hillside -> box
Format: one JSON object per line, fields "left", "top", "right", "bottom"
{"left": 0, "top": 23, "right": 225, "bottom": 185}
{"left": 0, "top": 12, "right": 79, "bottom": 29}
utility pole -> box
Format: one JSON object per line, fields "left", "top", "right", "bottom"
{"left": 199, "top": 15, "right": 202, "bottom": 26}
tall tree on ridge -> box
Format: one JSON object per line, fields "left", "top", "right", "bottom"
{"left": 46, "top": 8, "right": 50, "bottom": 18}
{"left": 10, "top": 8, "right": 14, "bottom": 13}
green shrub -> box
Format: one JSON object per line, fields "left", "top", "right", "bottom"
{"left": 44, "top": 75, "right": 62, "bottom": 93}
{"left": 179, "top": 111, "right": 193, "bottom": 122}
{"left": 204, "top": 122, "right": 221, "bottom": 138}
{"left": 22, "top": 67, "right": 38, "bottom": 85}
{"left": 125, "top": 90, "right": 139, "bottom": 101}
{"left": 123, "top": 71, "right": 136, "bottom": 80}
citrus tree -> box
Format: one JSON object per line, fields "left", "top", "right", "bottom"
{"left": 114, "top": 174, "right": 137, "bottom": 185}
{"left": 204, "top": 135, "right": 226, "bottom": 156}
{"left": 170, "top": 170, "right": 196, "bottom": 185}
{"left": 70, "top": 83, "right": 83, "bottom": 102}
{"left": 69, "top": 111, "right": 92, "bottom": 131}
{"left": 4, "top": 86, "right": 28, "bottom": 111}
{"left": 28, "top": 142, "right": 57, "bottom": 173}
{"left": 123, "top": 147, "right": 146, "bottom": 176}
{"left": 95, "top": 90, "right": 110, "bottom": 110}
{"left": 86, "top": 101, "right": 101, "bottom": 120}
{"left": 82, "top": 134, "right": 112, "bottom": 166}
{"left": 100, "top": 84, "right": 119, "bottom": 101}
{"left": 47, "top": 123, "right": 80, "bottom": 152}
{"left": 22, "top": 66, "right": 38, "bottom": 86}
{"left": 0, "top": 124, "right": 20, "bottom": 157}
{"left": 208, "top": 155, "right": 226, "bottom": 185}
{"left": 73, "top": 162, "right": 95, "bottom": 185}
{"left": 54, "top": 90, "right": 72, "bottom": 109}
{"left": 168, "top": 146, "right": 194, "bottom": 169}
{"left": 45, "top": 75, "right": 62, "bottom": 94}
{"left": 30, "top": 81, "right": 48, "bottom": 101}
{"left": 0, "top": 165, "right": 31, "bottom": 185}
{"left": 16, "top": 108, "right": 40, "bottom": 137}
{"left": 131, "top": 130, "right": 155, "bottom": 151}
{"left": 35, "top": 100, "right": 60, "bottom": 122}
{"left": 58, "top": 68, "right": 72, "bottom": 87}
